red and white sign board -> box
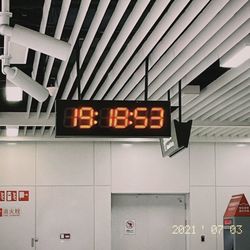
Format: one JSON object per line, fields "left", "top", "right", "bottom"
{"left": 0, "top": 191, "right": 5, "bottom": 201}
{"left": 6, "top": 191, "right": 17, "bottom": 202}
{"left": 224, "top": 194, "right": 250, "bottom": 217}
{"left": 18, "top": 191, "right": 29, "bottom": 201}
{"left": 0, "top": 190, "right": 29, "bottom": 202}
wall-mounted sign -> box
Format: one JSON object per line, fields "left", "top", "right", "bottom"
{"left": 6, "top": 191, "right": 17, "bottom": 201}
{"left": 0, "top": 208, "right": 21, "bottom": 217}
{"left": 125, "top": 219, "right": 136, "bottom": 235}
{"left": 60, "top": 233, "right": 71, "bottom": 240}
{"left": 18, "top": 191, "right": 29, "bottom": 201}
{"left": 56, "top": 100, "right": 171, "bottom": 137}
{"left": 0, "top": 191, "right": 5, "bottom": 201}
{"left": 8, "top": 208, "right": 21, "bottom": 216}
{"left": 0, "top": 190, "right": 30, "bottom": 202}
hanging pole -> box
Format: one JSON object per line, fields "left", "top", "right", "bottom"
{"left": 178, "top": 80, "right": 182, "bottom": 122}
{"left": 167, "top": 90, "right": 170, "bottom": 101}
{"left": 145, "top": 57, "right": 149, "bottom": 101}
{"left": 167, "top": 90, "right": 171, "bottom": 113}
{"left": 76, "top": 39, "right": 81, "bottom": 100}
{"left": 0, "top": 0, "right": 12, "bottom": 73}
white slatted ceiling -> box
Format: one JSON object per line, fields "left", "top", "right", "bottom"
{"left": 2, "top": 0, "right": 249, "bottom": 141}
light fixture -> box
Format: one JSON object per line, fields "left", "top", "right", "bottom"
{"left": 4, "top": 67, "right": 49, "bottom": 102}
{"left": 5, "top": 80, "right": 22, "bottom": 101}
{"left": 7, "top": 142, "right": 17, "bottom": 145}
{"left": 236, "top": 143, "right": 248, "bottom": 148}
{"left": 220, "top": 35, "right": 250, "bottom": 68}
{"left": 6, "top": 126, "right": 19, "bottom": 137}
{"left": 0, "top": 24, "right": 71, "bottom": 61}
{"left": 0, "top": 1, "right": 71, "bottom": 102}
{"left": 122, "top": 143, "right": 133, "bottom": 148}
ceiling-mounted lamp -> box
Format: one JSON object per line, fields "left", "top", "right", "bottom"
{"left": 5, "top": 80, "right": 22, "bottom": 102}
{"left": 0, "top": 24, "right": 71, "bottom": 61}
{"left": 220, "top": 35, "right": 250, "bottom": 68}
{"left": 0, "top": 0, "right": 71, "bottom": 103}
{"left": 4, "top": 67, "right": 49, "bottom": 102}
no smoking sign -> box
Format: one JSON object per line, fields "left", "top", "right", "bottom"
{"left": 124, "top": 219, "right": 136, "bottom": 235}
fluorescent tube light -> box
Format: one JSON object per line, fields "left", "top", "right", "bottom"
{"left": 220, "top": 35, "right": 250, "bottom": 68}
{"left": 6, "top": 126, "right": 19, "bottom": 137}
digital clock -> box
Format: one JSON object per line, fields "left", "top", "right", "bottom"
{"left": 56, "top": 100, "right": 171, "bottom": 137}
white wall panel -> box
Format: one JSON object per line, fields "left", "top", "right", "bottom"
{"left": 216, "top": 143, "right": 250, "bottom": 186}
{"left": 0, "top": 186, "right": 35, "bottom": 250}
{"left": 95, "top": 186, "right": 111, "bottom": 250}
{"left": 2, "top": 141, "right": 250, "bottom": 250}
{"left": 0, "top": 142, "right": 35, "bottom": 185}
{"left": 216, "top": 187, "right": 250, "bottom": 250}
{"left": 36, "top": 142, "right": 94, "bottom": 185}
{"left": 190, "top": 143, "right": 215, "bottom": 186}
{"left": 94, "top": 142, "right": 111, "bottom": 186}
{"left": 111, "top": 143, "right": 189, "bottom": 193}
{"left": 189, "top": 187, "right": 217, "bottom": 250}
{"left": 36, "top": 186, "right": 94, "bottom": 250}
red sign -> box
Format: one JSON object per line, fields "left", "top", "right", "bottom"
{"left": 6, "top": 191, "right": 17, "bottom": 202}
{"left": 224, "top": 194, "right": 250, "bottom": 217}
{"left": 0, "top": 191, "right": 5, "bottom": 201}
{"left": 0, "top": 208, "right": 2, "bottom": 217}
{"left": 18, "top": 191, "right": 29, "bottom": 201}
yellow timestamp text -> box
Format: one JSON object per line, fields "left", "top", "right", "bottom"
{"left": 172, "top": 225, "right": 243, "bottom": 235}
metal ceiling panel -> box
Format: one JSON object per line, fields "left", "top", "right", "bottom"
{"left": 0, "top": 0, "right": 249, "bottom": 141}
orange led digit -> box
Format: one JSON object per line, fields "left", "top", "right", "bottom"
{"left": 113, "top": 107, "right": 129, "bottom": 129}
{"left": 63, "top": 108, "right": 78, "bottom": 128}
{"left": 79, "top": 107, "right": 96, "bottom": 129}
{"left": 134, "top": 107, "right": 148, "bottom": 129}
{"left": 109, "top": 109, "right": 114, "bottom": 127}
{"left": 150, "top": 107, "right": 164, "bottom": 129}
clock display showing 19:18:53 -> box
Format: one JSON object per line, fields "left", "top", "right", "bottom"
{"left": 56, "top": 100, "right": 171, "bottom": 137}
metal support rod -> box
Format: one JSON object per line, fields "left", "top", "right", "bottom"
{"left": 145, "top": 57, "right": 149, "bottom": 101}
{"left": 178, "top": 80, "right": 182, "bottom": 122}
{"left": 1, "top": 0, "right": 9, "bottom": 12}
{"left": 76, "top": 39, "right": 81, "bottom": 100}
{"left": 167, "top": 90, "right": 170, "bottom": 101}
{"left": 1, "top": 0, "right": 11, "bottom": 73}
